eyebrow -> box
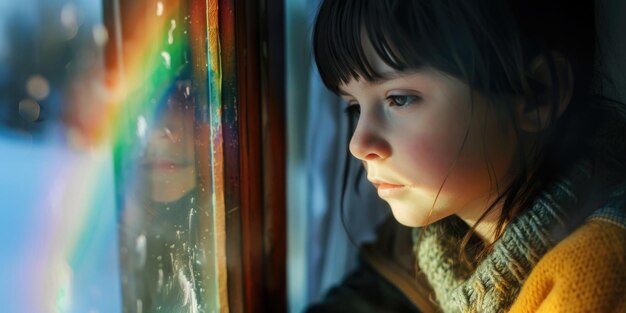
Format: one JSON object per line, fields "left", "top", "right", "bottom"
{"left": 338, "top": 70, "right": 425, "bottom": 96}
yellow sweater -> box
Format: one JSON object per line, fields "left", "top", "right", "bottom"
{"left": 509, "top": 220, "right": 626, "bottom": 313}
{"left": 359, "top": 217, "right": 626, "bottom": 313}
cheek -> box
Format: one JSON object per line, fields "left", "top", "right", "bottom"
{"left": 394, "top": 109, "right": 491, "bottom": 193}
{"left": 399, "top": 130, "right": 463, "bottom": 187}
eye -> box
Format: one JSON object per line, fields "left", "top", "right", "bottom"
{"left": 387, "top": 95, "right": 420, "bottom": 107}
{"left": 344, "top": 103, "right": 361, "bottom": 119}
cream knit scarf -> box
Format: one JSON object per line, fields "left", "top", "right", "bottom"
{"left": 413, "top": 162, "right": 596, "bottom": 313}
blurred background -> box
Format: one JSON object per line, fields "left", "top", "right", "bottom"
{"left": 0, "top": 0, "right": 120, "bottom": 312}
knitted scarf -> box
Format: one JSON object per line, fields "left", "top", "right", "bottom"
{"left": 414, "top": 162, "right": 596, "bottom": 313}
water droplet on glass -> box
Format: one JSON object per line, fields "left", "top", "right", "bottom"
{"left": 136, "top": 299, "right": 143, "bottom": 313}
{"left": 136, "top": 234, "right": 147, "bottom": 267}
{"left": 157, "top": 269, "right": 164, "bottom": 291}
{"left": 177, "top": 270, "right": 197, "bottom": 309}
{"left": 161, "top": 51, "right": 171, "bottom": 69}
{"left": 156, "top": 1, "right": 164, "bottom": 16}
{"left": 18, "top": 99, "right": 40, "bottom": 122}
{"left": 92, "top": 24, "right": 109, "bottom": 46}
{"left": 168, "top": 19, "right": 177, "bottom": 45}
{"left": 137, "top": 115, "right": 147, "bottom": 138}
{"left": 163, "top": 127, "right": 174, "bottom": 141}
{"left": 26, "top": 75, "right": 50, "bottom": 100}
{"left": 188, "top": 209, "right": 195, "bottom": 230}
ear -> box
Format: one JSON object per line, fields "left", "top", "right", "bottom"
{"left": 516, "top": 53, "right": 574, "bottom": 132}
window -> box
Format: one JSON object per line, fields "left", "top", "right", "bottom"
{"left": 107, "top": 0, "right": 285, "bottom": 312}
{"left": 0, "top": 0, "right": 285, "bottom": 312}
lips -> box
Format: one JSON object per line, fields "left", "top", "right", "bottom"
{"left": 369, "top": 178, "right": 406, "bottom": 197}
{"left": 376, "top": 183, "right": 404, "bottom": 190}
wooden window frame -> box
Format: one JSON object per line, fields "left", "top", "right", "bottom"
{"left": 225, "top": 0, "right": 286, "bottom": 311}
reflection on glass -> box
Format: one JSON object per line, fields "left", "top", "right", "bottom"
{"left": 120, "top": 81, "right": 204, "bottom": 312}
{"left": 111, "top": 1, "right": 218, "bottom": 312}
{"left": 141, "top": 82, "right": 197, "bottom": 203}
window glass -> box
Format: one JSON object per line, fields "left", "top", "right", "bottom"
{"left": 0, "top": 0, "right": 281, "bottom": 311}
{"left": 109, "top": 1, "right": 223, "bottom": 312}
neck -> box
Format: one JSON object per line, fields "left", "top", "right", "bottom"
{"left": 456, "top": 201, "right": 503, "bottom": 244}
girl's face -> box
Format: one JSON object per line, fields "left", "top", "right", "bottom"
{"left": 141, "top": 94, "right": 197, "bottom": 202}
{"left": 340, "top": 62, "right": 518, "bottom": 227}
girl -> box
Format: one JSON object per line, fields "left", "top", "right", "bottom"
{"left": 307, "top": 0, "right": 626, "bottom": 312}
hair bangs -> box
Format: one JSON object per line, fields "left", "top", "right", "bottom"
{"left": 313, "top": 0, "right": 536, "bottom": 97}
{"left": 313, "top": 0, "right": 426, "bottom": 94}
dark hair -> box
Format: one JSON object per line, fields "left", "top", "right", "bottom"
{"left": 314, "top": 0, "right": 600, "bottom": 257}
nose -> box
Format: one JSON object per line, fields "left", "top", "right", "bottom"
{"left": 349, "top": 117, "right": 391, "bottom": 161}
{"left": 147, "top": 119, "right": 182, "bottom": 145}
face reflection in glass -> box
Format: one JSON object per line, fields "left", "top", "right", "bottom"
{"left": 122, "top": 82, "right": 205, "bottom": 312}
{"left": 141, "top": 83, "right": 197, "bottom": 202}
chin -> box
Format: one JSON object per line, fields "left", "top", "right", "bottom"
{"left": 388, "top": 202, "right": 444, "bottom": 228}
